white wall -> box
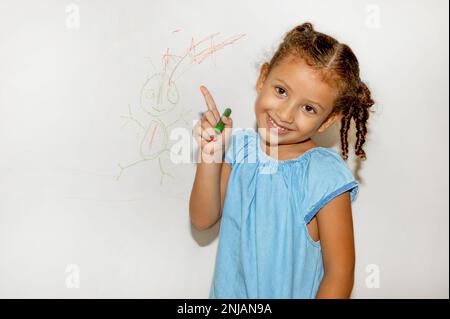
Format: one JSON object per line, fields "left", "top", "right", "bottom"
{"left": 0, "top": 0, "right": 448, "bottom": 298}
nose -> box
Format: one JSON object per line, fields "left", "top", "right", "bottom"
{"left": 275, "top": 104, "right": 295, "bottom": 124}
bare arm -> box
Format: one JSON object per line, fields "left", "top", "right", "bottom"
{"left": 189, "top": 85, "right": 233, "bottom": 231}
{"left": 189, "top": 160, "right": 231, "bottom": 230}
{"left": 315, "top": 191, "right": 355, "bottom": 298}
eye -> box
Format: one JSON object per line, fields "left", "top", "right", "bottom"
{"left": 302, "top": 104, "right": 317, "bottom": 114}
{"left": 275, "top": 86, "right": 287, "bottom": 97}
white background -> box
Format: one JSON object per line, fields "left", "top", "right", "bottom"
{"left": 0, "top": 0, "right": 448, "bottom": 298}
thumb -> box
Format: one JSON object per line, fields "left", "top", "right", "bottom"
{"left": 223, "top": 116, "right": 233, "bottom": 128}
{"left": 222, "top": 116, "right": 233, "bottom": 141}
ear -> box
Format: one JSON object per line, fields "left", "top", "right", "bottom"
{"left": 318, "top": 111, "right": 342, "bottom": 133}
{"left": 255, "top": 63, "right": 270, "bottom": 93}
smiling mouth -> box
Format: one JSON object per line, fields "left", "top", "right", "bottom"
{"left": 266, "top": 113, "right": 294, "bottom": 135}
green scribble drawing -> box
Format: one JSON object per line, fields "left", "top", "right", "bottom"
{"left": 117, "top": 31, "right": 245, "bottom": 184}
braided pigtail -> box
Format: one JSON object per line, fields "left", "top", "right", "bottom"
{"left": 339, "top": 100, "right": 354, "bottom": 161}
{"left": 353, "top": 81, "right": 374, "bottom": 160}
{"left": 339, "top": 82, "right": 374, "bottom": 160}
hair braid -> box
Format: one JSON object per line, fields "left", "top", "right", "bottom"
{"left": 339, "top": 103, "right": 354, "bottom": 161}
{"left": 353, "top": 81, "right": 374, "bottom": 160}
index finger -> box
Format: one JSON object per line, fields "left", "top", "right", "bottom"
{"left": 200, "top": 85, "right": 219, "bottom": 113}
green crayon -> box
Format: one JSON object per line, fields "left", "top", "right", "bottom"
{"left": 214, "top": 108, "right": 232, "bottom": 133}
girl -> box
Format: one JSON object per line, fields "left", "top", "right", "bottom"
{"left": 190, "top": 22, "right": 374, "bottom": 299}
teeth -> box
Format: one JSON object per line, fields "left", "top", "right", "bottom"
{"left": 268, "top": 115, "right": 290, "bottom": 131}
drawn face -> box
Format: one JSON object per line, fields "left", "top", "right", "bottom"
{"left": 254, "top": 56, "right": 340, "bottom": 149}
{"left": 140, "top": 73, "right": 180, "bottom": 116}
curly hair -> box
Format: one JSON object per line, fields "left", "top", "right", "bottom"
{"left": 264, "top": 22, "right": 375, "bottom": 160}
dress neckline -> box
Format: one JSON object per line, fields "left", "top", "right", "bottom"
{"left": 255, "top": 130, "right": 327, "bottom": 164}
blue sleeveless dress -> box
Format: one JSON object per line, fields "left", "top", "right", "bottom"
{"left": 209, "top": 128, "right": 359, "bottom": 299}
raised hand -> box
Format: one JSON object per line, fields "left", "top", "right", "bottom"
{"left": 192, "top": 85, "right": 233, "bottom": 162}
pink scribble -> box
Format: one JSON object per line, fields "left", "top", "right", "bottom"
{"left": 148, "top": 124, "right": 158, "bottom": 148}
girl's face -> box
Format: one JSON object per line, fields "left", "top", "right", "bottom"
{"left": 255, "top": 56, "right": 340, "bottom": 148}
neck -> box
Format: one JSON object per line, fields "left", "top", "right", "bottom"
{"left": 261, "top": 137, "right": 317, "bottom": 157}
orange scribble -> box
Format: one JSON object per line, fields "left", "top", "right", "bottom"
{"left": 162, "top": 48, "right": 170, "bottom": 72}
{"left": 163, "top": 32, "right": 246, "bottom": 84}
{"left": 187, "top": 33, "right": 246, "bottom": 64}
